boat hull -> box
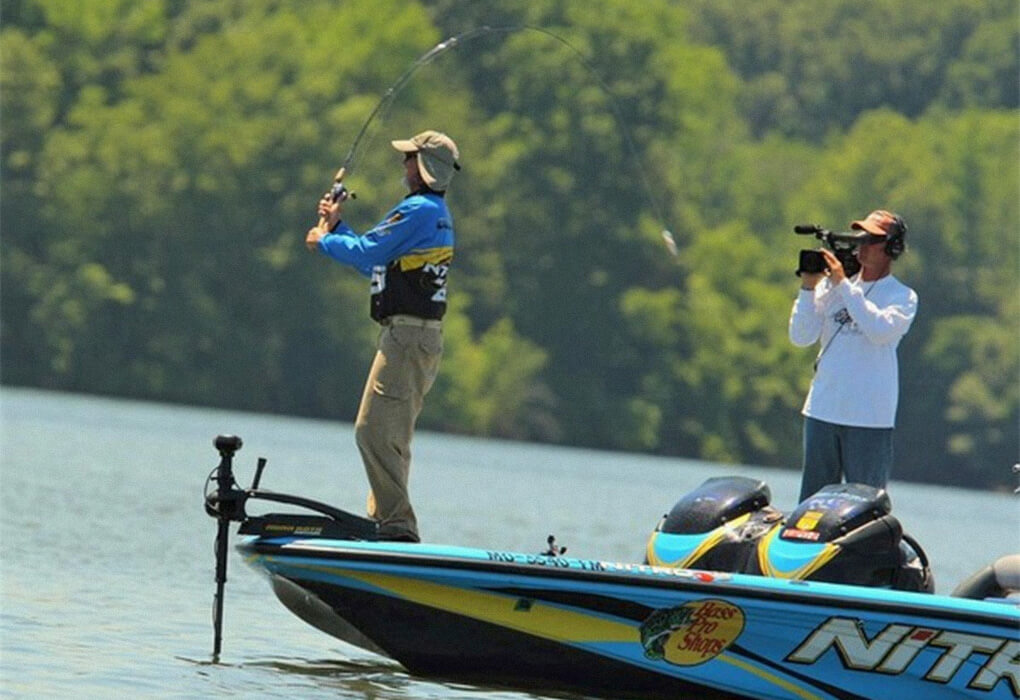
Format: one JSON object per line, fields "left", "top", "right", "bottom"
{"left": 240, "top": 538, "right": 1020, "bottom": 700}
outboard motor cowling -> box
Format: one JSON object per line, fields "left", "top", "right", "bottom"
{"left": 752, "top": 483, "right": 934, "bottom": 592}
{"left": 646, "top": 476, "right": 783, "bottom": 573}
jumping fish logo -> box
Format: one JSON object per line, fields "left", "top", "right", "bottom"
{"left": 833, "top": 307, "right": 858, "bottom": 331}
{"left": 640, "top": 599, "right": 745, "bottom": 666}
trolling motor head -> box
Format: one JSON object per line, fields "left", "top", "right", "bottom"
{"left": 215, "top": 434, "right": 242, "bottom": 456}
{"left": 205, "top": 435, "right": 248, "bottom": 522}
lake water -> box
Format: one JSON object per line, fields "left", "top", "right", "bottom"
{"left": 2, "top": 387, "right": 1017, "bottom": 698}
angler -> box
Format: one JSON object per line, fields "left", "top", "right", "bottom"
{"left": 306, "top": 130, "right": 460, "bottom": 544}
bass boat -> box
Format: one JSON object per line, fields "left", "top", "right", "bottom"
{"left": 204, "top": 435, "right": 1020, "bottom": 700}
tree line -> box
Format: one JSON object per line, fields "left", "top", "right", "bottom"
{"left": 2, "top": 0, "right": 1017, "bottom": 489}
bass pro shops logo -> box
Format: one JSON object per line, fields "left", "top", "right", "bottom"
{"left": 640, "top": 599, "right": 745, "bottom": 666}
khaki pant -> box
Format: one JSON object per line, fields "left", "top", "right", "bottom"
{"left": 355, "top": 319, "right": 442, "bottom": 540}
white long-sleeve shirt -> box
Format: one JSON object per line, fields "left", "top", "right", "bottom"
{"left": 789, "top": 274, "right": 918, "bottom": 428}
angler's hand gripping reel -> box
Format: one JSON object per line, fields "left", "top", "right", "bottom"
{"left": 314, "top": 167, "right": 356, "bottom": 235}
{"left": 328, "top": 167, "right": 356, "bottom": 204}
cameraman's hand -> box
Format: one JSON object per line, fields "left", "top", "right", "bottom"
{"left": 800, "top": 272, "right": 825, "bottom": 290}
{"left": 821, "top": 249, "right": 846, "bottom": 285}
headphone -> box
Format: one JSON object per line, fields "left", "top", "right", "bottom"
{"left": 884, "top": 214, "right": 907, "bottom": 259}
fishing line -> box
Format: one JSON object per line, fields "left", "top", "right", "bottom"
{"left": 326, "top": 24, "right": 678, "bottom": 255}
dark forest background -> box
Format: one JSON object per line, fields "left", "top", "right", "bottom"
{"left": 3, "top": 0, "right": 1017, "bottom": 489}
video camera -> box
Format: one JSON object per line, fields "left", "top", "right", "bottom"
{"left": 793, "top": 224, "right": 881, "bottom": 278}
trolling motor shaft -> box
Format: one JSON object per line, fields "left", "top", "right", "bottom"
{"left": 207, "top": 434, "right": 247, "bottom": 660}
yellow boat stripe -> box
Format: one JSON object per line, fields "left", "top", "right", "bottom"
{"left": 398, "top": 247, "right": 453, "bottom": 271}
{"left": 339, "top": 568, "right": 639, "bottom": 643}
{"left": 716, "top": 654, "right": 824, "bottom": 700}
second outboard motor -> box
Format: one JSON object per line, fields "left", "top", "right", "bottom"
{"left": 952, "top": 554, "right": 1020, "bottom": 601}
{"left": 645, "top": 476, "right": 783, "bottom": 573}
{"left": 751, "top": 483, "right": 934, "bottom": 593}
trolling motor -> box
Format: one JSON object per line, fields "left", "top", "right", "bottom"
{"left": 203, "top": 434, "right": 378, "bottom": 659}
{"left": 204, "top": 435, "right": 248, "bottom": 661}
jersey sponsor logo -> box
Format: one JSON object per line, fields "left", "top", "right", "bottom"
{"left": 787, "top": 616, "right": 1019, "bottom": 695}
{"left": 640, "top": 599, "right": 745, "bottom": 666}
{"left": 423, "top": 261, "right": 449, "bottom": 302}
{"left": 372, "top": 212, "right": 404, "bottom": 237}
{"left": 370, "top": 265, "right": 386, "bottom": 295}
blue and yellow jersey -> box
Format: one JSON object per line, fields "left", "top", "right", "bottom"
{"left": 318, "top": 192, "right": 454, "bottom": 321}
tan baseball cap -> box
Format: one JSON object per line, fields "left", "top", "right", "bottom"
{"left": 391, "top": 130, "right": 460, "bottom": 190}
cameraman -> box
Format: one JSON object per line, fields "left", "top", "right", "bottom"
{"left": 789, "top": 210, "right": 918, "bottom": 502}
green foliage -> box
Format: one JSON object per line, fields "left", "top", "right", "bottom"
{"left": 1, "top": 28, "right": 60, "bottom": 155}
{"left": 427, "top": 309, "right": 551, "bottom": 439}
{"left": 2, "top": 0, "right": 1016, "bottom": 489}
{"left": 685, "top": 0, "right": 1018, "bottom": 139}
{"left": 618, "top": 223, "right": 806, "bottom": 462}
{"left": 924, "top": 311, "right": 1018, "bottom": 469}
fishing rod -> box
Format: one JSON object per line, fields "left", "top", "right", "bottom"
{"left": 321, "top": 24, "right": 678, "bottom": 256}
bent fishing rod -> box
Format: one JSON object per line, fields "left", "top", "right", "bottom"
{"left": 320, "top": 24, "right": 678, "bottom": 256}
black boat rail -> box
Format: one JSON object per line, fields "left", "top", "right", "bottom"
{"left": 202, "top": 434, "right": 377, "bottom": 660}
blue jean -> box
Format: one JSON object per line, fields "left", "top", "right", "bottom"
{"left": 799, "top": 416, "right": 894, "bottom": 502}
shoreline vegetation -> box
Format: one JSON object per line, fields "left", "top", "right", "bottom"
{"left": 2, "top": 0, "right": 1017, "bottom": 489}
